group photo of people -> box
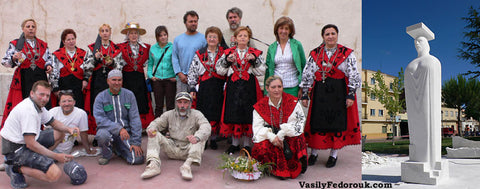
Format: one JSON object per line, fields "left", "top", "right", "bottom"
{"left": 0, "top": 1, "right": 362, "bottom": 188}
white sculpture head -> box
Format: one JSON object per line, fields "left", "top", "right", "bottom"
{"left": 414, "top": 36, "right": 430, "bottom": 56}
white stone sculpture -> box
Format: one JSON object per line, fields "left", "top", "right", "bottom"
{"left": 401, "top": 22, "right": 449, "bottom": 185}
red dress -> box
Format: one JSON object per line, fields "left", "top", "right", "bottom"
{"left": 251, "top": 92, "right": 307, "bottom": 178}
{"left": 1, "top": 38, "right": 50, "bottom": 129}
{"left": 191, "top": 46, "right": 226, "bottom": 135}
{"left": 51, "top": 47, "right": 86, "bottom": 109}
{"left": 84, "top": 41, "right": 121, "bottom": 134}
{"left": 119, "top": 42, "right": 154, "bottom": 129}
{"left": 219, "top": 47, "right": 263, "bottom": 138}
{"left": 304, "top": 44, "right": 361, "bottom": 149}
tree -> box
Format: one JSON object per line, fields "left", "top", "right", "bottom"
{"left": 442, "top": 75, "right": 480, "bottom": 136}
{"left": 459, "top": 6, "right": 480, "bottom": 78}
{"left": 364, "top": 69, "right": 405, "bottom": 145}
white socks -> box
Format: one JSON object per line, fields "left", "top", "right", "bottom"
{"left": 310, "top": 148, "right": 338, "bottom": 158}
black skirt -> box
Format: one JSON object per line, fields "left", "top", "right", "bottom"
{"left": 223, "top": 74, "right": 257, "bottom": 124}
{"left": 59, "top": 74, "right": 84, "bottom": 109}
{"left": 90, "top": 68, "right": 111, "bottom": 108}
{"left": 310, "top": 77, "right": 347, "bottom": 133}
{"left": 196, "top": 77, "right": 225, "bottom": 122}
{"left": 122, "top": 71, "right": 149, "bottom": 114}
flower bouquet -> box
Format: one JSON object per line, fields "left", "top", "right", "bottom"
{"left": 218, "top": 148, "right": 273, "bottom": 181}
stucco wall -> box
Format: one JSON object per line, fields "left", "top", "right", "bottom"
{"left": 0, "top": 0, "right": 361, "bottom": 115}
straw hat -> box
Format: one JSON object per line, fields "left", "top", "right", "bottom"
{"left": 121, "top": 22, "right": 146, "bottom": 35}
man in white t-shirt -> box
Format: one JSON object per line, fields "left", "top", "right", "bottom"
{"left": 0, "top": 80, "right": 79, "bottom": 188}
{"left": 49, "top": 90, "right": 96, "bottom": 155}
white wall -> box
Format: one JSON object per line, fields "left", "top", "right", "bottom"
{"left": 0, "top": 0, "right": 361, "bottom": 115}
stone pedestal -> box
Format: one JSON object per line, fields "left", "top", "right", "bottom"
{"left": 401, "top": 160, "right": 449, "bottom": 185}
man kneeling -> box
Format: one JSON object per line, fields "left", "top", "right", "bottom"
{"left": 1, "top": 81, "right": 79, "bottom": 188}
{"left": 141, "top": 92, "right": 211, "bottom": 180}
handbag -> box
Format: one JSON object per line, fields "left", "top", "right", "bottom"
{"left": 146, "top": 46, "right": 170, "bottom": 92}
{"left": 266, "top": 125, "right": 294, "bottom": 160}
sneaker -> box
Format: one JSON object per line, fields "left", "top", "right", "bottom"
{"left": 209, "top": 140, "right": 218, "bottom": 150}
{"left": 180, "top": 165, "right": 193, "bottom": 180}
{"left": 325, "top": 156, "right": 337, "bottom": 168}
{"left": 6, "top": 164, "right": 28, "bottom": 188}
{"left": 98, "top": 157, "right": 110, "bottom": 165}
{"left": 308, "top": 154, "right": 318, "bottom": 166}
{"left": 141, "top": 161, "right": 161, "bottom": 179}
{"left": 225, "top": 145, "right": 240, "bottom": 154}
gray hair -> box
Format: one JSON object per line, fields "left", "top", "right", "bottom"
{"left": 226, "top": 7, "right": 242, "bottom": 19}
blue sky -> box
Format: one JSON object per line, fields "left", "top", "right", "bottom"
{"left": 363, "top": 0, "right": 480, "bottom": 83}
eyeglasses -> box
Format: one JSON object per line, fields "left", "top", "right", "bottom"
{"left": 175, "top": 92, "right": 191, "bottom": 100}
{"left": 58, "top": 90, "right": 74, "bottom": 98}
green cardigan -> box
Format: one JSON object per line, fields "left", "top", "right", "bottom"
{"left": 264, "top": 38, "right": 306, "bottom": 94}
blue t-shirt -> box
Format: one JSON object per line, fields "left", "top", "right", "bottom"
{"left": 172, "top": 32, "right": 206, "bottom": 75}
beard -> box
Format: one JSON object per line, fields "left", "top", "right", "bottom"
{"left": 175, "top": 106, "right": 190, "bottom": 117}
{"left": 230, "top": 23, "right": 239, "bottom": 30}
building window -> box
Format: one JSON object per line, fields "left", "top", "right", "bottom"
{"left": 379, "top": 109, "right": 384, "bottom": 117}
{"left": 370, "top": 109, "right": 375, "bottom": 116}
{"left": 389, "top": 83, "right": 393, "bottom": 91}
{"left": 382, "top": 126, "right": 387, "bottom": 133}
{"left": 370, "top": 94, "right": 376, "bottom": 100}
{"left": 450, "top": 111, "right": 453, "bottom": 117}
{"left": 455, "top": 111, "right": 458, "bottom": 117}
{"left": 445, "top": 111, "right": 448, "bottom": 117}
{"left": 370, "top": 77, "right": 375, "bottom": 85}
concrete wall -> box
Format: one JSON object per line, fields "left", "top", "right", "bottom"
{"left": 0, "top": 0, "right": 361, "bottom": 115}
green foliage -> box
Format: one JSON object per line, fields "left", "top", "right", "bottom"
{"left": 218, "top": 152, "right": 273, "bottom": 177}
{"left": 459, "top": 6, "right": 480, "bottom": 78}
{"left": 442, "top": 75, "right": 480, "bottom": 135}
{"left": 364, "top": 69, "right": 405, "bottom": 118}
{"left": 363, "top": 137, "right": 454, "bottom": 155}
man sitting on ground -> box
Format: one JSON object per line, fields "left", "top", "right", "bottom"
{"left": 49, "top": 90, "right": 96, "bottom": 155}
{"left": 141, "top": 92, "right": 211, "bottom": 180}
{"left": 93, "top": 69, "right": 144, "bottom": 165}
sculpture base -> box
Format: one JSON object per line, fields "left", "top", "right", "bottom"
{"left": 401, "top": 160, "right": 449, "bottom": 185}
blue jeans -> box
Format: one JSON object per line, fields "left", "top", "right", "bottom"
{"left": 95, "top": 129, "right": 144, "bottom": 165}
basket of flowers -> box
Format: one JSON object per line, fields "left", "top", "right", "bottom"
{"left": 218, "top": 148, "right": 273, "bottom": 181}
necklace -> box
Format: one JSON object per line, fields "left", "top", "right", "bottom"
{"left": 232, "top": 48, "right": 248, "bottom": 78}
{"left": 101, "top": 43, "right": 112, "bottom": 73}
{"left": 24, "top": 39, "right": 40, "bottom": 70}
{"left": 201, "top": 48, "right": 217, "bottom": 77}
{"left": 128, "top": 43, "right": 141, "bottom": 71}
{"left": 65, "top": 49, "right": 77, "bottom": 72}
{"left": 317, "top": 45, "right": 339, "bottom": 83}
{"left": 268, "top": 100, "right": 283, "bottom": 127}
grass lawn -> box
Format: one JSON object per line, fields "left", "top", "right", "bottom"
{"left": 362, "top": 137, "right": 469, "bottom": 155}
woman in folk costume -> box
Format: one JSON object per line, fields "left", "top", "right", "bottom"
{"left": 118, "top": 22, "right": 154, "bottom": 129}
{"left": 81, "top": 24, "right": 125, "bottom": 135}
{"left": 300, "top": 24, "right": 361, "bottom": 168}
{"left": 252, "top": 76, "right": 308, "bottom": 179}
{"left": 216, "top": 26, "right": 265, "bottom": 154}
{"left": 49, "top": 29, "right": 87, "bottom": 109}
{"left": 188, "top": 26, "right": 227, "bottom": 150}
{"left": 1, "top": 19, "right": 53, "bottom": 128}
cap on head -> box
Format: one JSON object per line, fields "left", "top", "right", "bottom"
{"left": 175, "top": 92, "right": 192, "bottom": 101}
{"left": 108, "top": 69, "right": 122, "bottom": 79}
{"left": 63, "top": 161, "right": 87, "bottom": 185}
